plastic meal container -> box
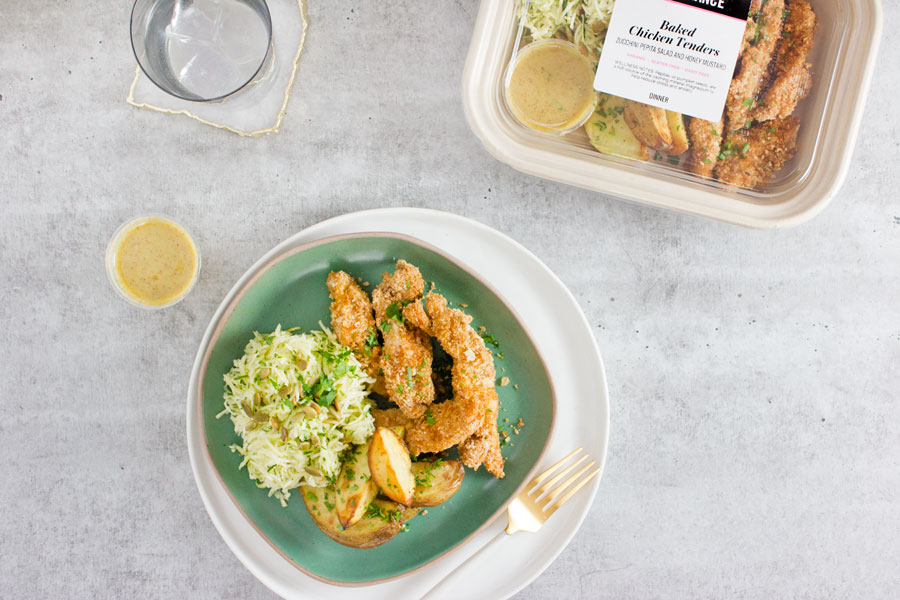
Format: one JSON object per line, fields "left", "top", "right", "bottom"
{"left": 462, "top": 0, "right": 883, "bottom": 228}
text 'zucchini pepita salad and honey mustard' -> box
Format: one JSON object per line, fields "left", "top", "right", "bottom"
{"left": 218, "top": 260, "right": 518, "bottom": 548}
{"left": 505, "top": 0, "right": 817, "bottom": 189}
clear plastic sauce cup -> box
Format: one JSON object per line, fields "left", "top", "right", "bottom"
{"left": 106, "top": 215, "right": 201, "bottom": 309}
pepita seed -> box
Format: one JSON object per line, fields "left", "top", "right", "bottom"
{"left": 258, "top": 367, "right": 271, "bottom": 378}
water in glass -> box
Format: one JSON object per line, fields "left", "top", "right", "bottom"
{"left": 146, "top": 0, "right": 270, "bottom": 100}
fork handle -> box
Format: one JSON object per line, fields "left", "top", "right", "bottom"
{"left": 419, "top": 528, "right": 509, "bottom": 600}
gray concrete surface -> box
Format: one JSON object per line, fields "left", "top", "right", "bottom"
{"left": 2, "top": 1, "right": 898, "bottom": 598}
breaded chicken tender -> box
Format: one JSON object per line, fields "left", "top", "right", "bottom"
{"left": 726, "top": 0, "right": 786, "bottom": 129}
{"left": 371, "top": 407, "right": 411, "bottom": 429}
{"left": 326, "top": 271, "right": 381, "bottom": 382}
{"left": 687, "top": 117, "right": 725, "bottom": 178}
{"left": 405, "top": 293, "right": 499, "bottom": 468}
{"left": 402, "top": 299, "right": 431, "bottom": 334}
{"left": 404, "top": 297, "right": 504, "bottom": 477}
{"left": 714, "top": 117, "right": 800, "bottom": 188}
{"left": 753, "top": 0, "right": 816, "bottom": 122}
{"left": 372, "top": 260, "right": 435, "bottom": 418}
{"left": 458, "top": 388, "right": 505, "bottom": 478}
{"left": 740, "top": 0, "right": 764, "bottom": 54}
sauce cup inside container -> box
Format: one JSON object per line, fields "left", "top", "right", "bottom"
{"left": 504, "top": 39, "right": 597, "bottom": 135}
{"left": 106, "top": 215, "right": 201, "bottom": 309}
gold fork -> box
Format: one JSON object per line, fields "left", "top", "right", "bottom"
{"left": 421, "top": 448, "right": 602, "bottom": 599}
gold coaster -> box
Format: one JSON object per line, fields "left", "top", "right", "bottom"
{"left": 127, "top": 0, "right": 308, "bottom": 137}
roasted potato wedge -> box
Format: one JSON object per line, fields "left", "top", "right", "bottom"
{"left": 334, "top": 442, "right": 378, "bottom": 530}
{"left": 624, "top": 101, "right": 673, "bottom": 151}
{"left": 411, "top": 459, "right": 465, "bottom": 507}
{"left": 665, "top": 111, "right": 690, "bottom": 155}
{"left": 368, "top": 427, "right": 416, "bottom": 505}
{"left": 302, "top": 486, "right": 418, "bottom": 549}
{"left": 585, "top": 94, "right": 649, "bottom": 161}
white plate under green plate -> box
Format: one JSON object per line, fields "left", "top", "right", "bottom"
{"left": 186, "top": 208, "right": 610, "bottom": 598}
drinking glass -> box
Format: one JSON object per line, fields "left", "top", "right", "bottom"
{"left": 130, "top": 0, "right": 273, "bottom": 102}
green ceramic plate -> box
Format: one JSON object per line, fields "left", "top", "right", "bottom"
{"left": 198, "top": 233, "right": 555, "bottom": 584}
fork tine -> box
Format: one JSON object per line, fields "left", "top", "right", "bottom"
{"left": 527, "top": 447, "right": 584, "bottom": 492}
{"left": 543, "top": 465, "right": 602, "bottom": 515}
{"left": 530, "top": 455, "right": 589, "bottom": 498}
{"left": 539, "top": 460, "right": 595, "bottom": 506}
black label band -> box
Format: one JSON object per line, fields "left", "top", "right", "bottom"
{"left": 666, "top": 0, "right": 752, "bottom": 20}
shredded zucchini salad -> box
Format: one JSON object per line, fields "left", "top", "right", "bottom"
{"left": 218, "top": 325, "right": 375, "bottom": 506}
{"left": 519, "top": 0, "right": 616, "bottom": 60}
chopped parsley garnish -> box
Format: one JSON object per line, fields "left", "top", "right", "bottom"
{"left": 480, "top": 332, "right": 500, "bottom": 348}
{"left": 305, "top": 375, "right": 337, "bottom": 407}
{"left": 365, "top": 502, "right": 402, "bottom": 523}
{"left": 425, "top": 408, "right": 435, "bottom": 425}
{"left": 414, "top": 459, "right": 443, "bottom": 488}
{"left": 385, "top": 302, "right": 405, "bottom": 324}
{"left": 364, "top": 327, "right": 379, "bottom": 355}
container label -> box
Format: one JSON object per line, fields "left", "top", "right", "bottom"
{"left": 594, "top": 0, "right": 752, "bottom": 122}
